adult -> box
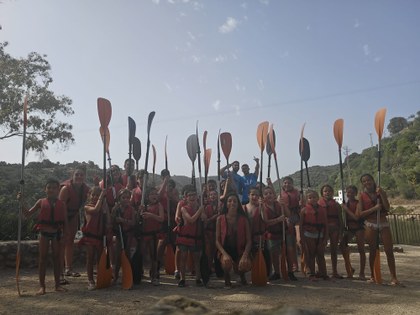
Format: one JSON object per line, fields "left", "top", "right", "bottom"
{"left": 59, "top": 167, "right": 90, "bottom": 280}
{"left": 216, "top": 192, "right": 252, "bottom": 287}
{"left": 357, "top": 174, "right": 400, "bottom": 285}
{"left": 121, "top": 158, "right": 135, "bottom": 188}
{"left": 241, "top": 157, "right": 259, "bottom": 205}
{"left": 219, "top": 161, "right": 245, "bottom": 202}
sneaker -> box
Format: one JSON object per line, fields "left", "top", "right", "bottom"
{"left": 269, "top": 273, "right": 281, "bottom": 281}
{"left": 288, "top": 272, "right": 298, "bottom": 281}
{"left": 87, "top": 282, "right": 96, "bottom": 291}
{"left": 178, "top": 279, "right": 186, "bottom": 287}
{"left": 195, "top": 279, "right": 203, "bottom": 287}
{"left": 151, "top": 278, "right": 160, "bottom": 286}
{"left": 174, "top": 270, "right": 180, "bottom": 280}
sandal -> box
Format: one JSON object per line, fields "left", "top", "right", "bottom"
{"left": 60, "top": 278, "right": 70, "bottom": 285}
{"left": 65, "top": 269, "right": 81, "bottom": 277}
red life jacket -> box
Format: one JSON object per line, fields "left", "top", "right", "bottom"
{"left": 282, "top": 189, "right": 300, "bottom": 210}
{"left": 264, "top": 201, "right": 283, "bottom": 240}
{"left": 244, "top": 204, "right": 265, "bottom": 242}
{"left": 142, "top": 203, "right": 162, "bottom": 236}
{"left": 319, "top": 198, "right": 340, "bottom": 226}
{"left": 345, "top": 199, "right": 361, "bottom": 230}
{"left": 113, "top": 204, "right": 134, "bottom": 234}
{"left": 81, "top": 202, "right": 102, "bottom": 241}
{"left": 62, "top": 180, "right": 89, "bottom": 217}
{"left": 204, "top": 204, "right": 218, "bottom": 232}
{"left": 131, "top": 186, "right": 142, "bottom": 209}
{"left": 302, "top": 203, "right": 326, "bottom": 234}
{"left": 37, "top": 198, "right": 66, "bottom": 230}
{"left": 359, "top": 192, "right": 387, "bottom": 221}
{"left": 105, "top": 183, "right": 124, "bottom": 208}
{"left": 219, "top": 214, "right": 248, "bottom": 257}
{"left": 176, "top": 204, "right": 202, "bottom": 247}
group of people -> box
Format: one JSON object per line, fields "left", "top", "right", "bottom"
{"left": 21, "top": 157, "right": 401, "bottom": 294}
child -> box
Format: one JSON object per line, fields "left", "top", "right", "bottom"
{"left": 204, "top": 189, "right": 220, "bottom": 273}
{"left": 300, "top": 190, "right": 328, "bottom": 281}
{"left": 340, "top": 185, "right": 366, "bottom": 279}
{"left": 22, "top": 178, "right": 67, "bottom": 295}
{"left": 280, "top": 177, "right": 301, "bottom": 279}
{"left": 139, "top": 187, "right": 164, "bottom": 285}
{"left": 318, "top": 184, "right": 343, "bottom": 278}
{"left": 175, "top": 187, "right": 205, "bottom": 287}
{"left": 261, "top": 185, "right": 290, "bottom": 281}
{"left": 216, "top": 192, "right": 252, "bottom": 287}
{"left": 79, "top": 187, "right": 110, "bottom": 290}
{"left": 357, "top": 173, "right": 400, "bottom": 285}
{"left": 111, "top": 189, "right": 136, "bottom": 285}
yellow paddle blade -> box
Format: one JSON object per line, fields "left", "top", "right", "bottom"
{"left": 121, "top": 251, "right": 133, "bottom": 289}
{"left": 374, "top": 108, "right": 387, "bottom": 140}
{"left": 333, "top": 119, "right": 344, "bottom": 149}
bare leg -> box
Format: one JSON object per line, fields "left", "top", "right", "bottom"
{"left": 381, "top": 227, "right": 399, "bottom": 284}
{"left": 37, "top": 235, "right": 49, "bottom": 295}
{"left": 355, "top": 230, "right": 366, "bottom": 279}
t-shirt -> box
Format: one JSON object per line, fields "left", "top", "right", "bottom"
{"left": 242, "top": 173, "right": 257, "bottom": 204}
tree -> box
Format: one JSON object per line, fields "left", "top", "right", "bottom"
{"left": 387, "top": 117, "right": 408, "bottom": 136}
{"left": 0, "top": 42, "right": 74, "bottom": 155}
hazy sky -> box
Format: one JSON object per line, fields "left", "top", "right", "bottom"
{"left": 1, "top": 0, "right": 419, "bottom": 179}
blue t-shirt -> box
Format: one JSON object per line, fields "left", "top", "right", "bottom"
{"left": 222, "top": 171, "right": 245, "bottom": 200}
{"left": 242, "top": 173, "right": 257, "bottom": 204}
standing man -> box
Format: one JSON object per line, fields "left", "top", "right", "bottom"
{"left": 219, "top": 160, "right": 245, "bottom": 202}
{"left": 241, "top": 157, "right": 260, "bottom": 205}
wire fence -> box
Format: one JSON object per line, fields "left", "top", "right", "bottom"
{"left": 1, "top": 211, "right": 420, "bottom": 245}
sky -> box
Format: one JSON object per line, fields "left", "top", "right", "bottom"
{"left": 1, "top": 0, "right": 419, "bottom": 179}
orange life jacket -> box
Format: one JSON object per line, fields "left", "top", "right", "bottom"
{"left": 62, "top": 180, "right": 89, "bottom": 217}
{"left": 81, "top": 202, "right": 103, "bottom": 241}
{"left": 142, "top": 203, "right": 162, "bottom": 236}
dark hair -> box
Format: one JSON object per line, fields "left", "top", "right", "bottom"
{"left": 320, "top": 184, "right": 334, "bottom": 196}
{"left": 45, "top": 178, "right": 60, "bottom": 188}
{"left": 305, "top": 189, "right": 318, "bottom": 199}
{"left": 161, "top": 169, "right": 170, "bottom": 177}
{"left": 283, "top": 176, "right": 294, "bottom": 184}
{"left": 346, "top": 185, "right": 358, "bottom": 194}
{"left": 182, "top": 185, "right": 196, "bottom": 196}
{"left": 360, "top": 173, "right": 377, "bottom": 191}
{"left": 116, "top": 188, "right": 131, "bottom": 201}
{"left": 249, "top": 187, "right": 260, "bottom": 196}
{"left": 220, "top": 192, "right": 245, "bottom": 216}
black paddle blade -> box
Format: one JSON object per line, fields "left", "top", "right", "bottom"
{"left": 128, "top": 116, "right": 136, "bottom": 145}
{"left": 133, "top": 137, "right": 141, "bottom": 161}
{"left": 147, "top": 111, "right": 156, "bottom": 134}
{"left": 299, "top": 137, "right": 310, "bottom": 162}
{"left": 186, "top": 134, "right": 198, "bottom": 163}
{"left": 200, "top": 252, "right": 210, "bottom": 286}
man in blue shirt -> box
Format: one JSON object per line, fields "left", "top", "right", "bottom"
{"left": 241, "top": 157, "right": 259, "bottom": 204}
{"left": 219, "top": 160, "right": 245, "bottom": 201}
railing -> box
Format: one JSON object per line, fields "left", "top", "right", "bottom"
{"left": 388, "top": 214, "right": 420, "bottom": 246}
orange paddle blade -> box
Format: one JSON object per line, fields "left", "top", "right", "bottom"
{"left": 333, "top": 119, "right": 344, "bottom": 149}
{"left": 96, "top": 248, "right": 112, "bottom": 289}
{"left": 256, "top": 121, "right": 269, "bottom": 152}
{"left": 374, "top": 108, "right": 387, "bottom": 140}
{"left": 219, "top": 132, "right": 232, "bottom": 161}
{"left": 97, "top": 98, "right": 112, "bottom": 128}
{"left": 204, "top": 148, "right": 212, "bottom": 175}
{"left": 164, "top": 245, "right": 176, "bottom": 275}
{"left": 121, "top": 251, "right": 133, "bottom": 289}
{"left": 251, "top": 249, "right": 267, "bottom": 286}
{"left": 300, "top": 252, "right": 306, "bottom": 276}
{"left": 99, "top": 126, "right": 110, "bottom": 153}
{"left": 373, "top": 249, "right": 382, "bottom": 284}
{"left": 268, "top": 124, "right": 277, "bottom": 156}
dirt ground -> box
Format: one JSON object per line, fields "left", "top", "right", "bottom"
{"left": 1, "top": 245, "right": 420, "bottom": 315}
